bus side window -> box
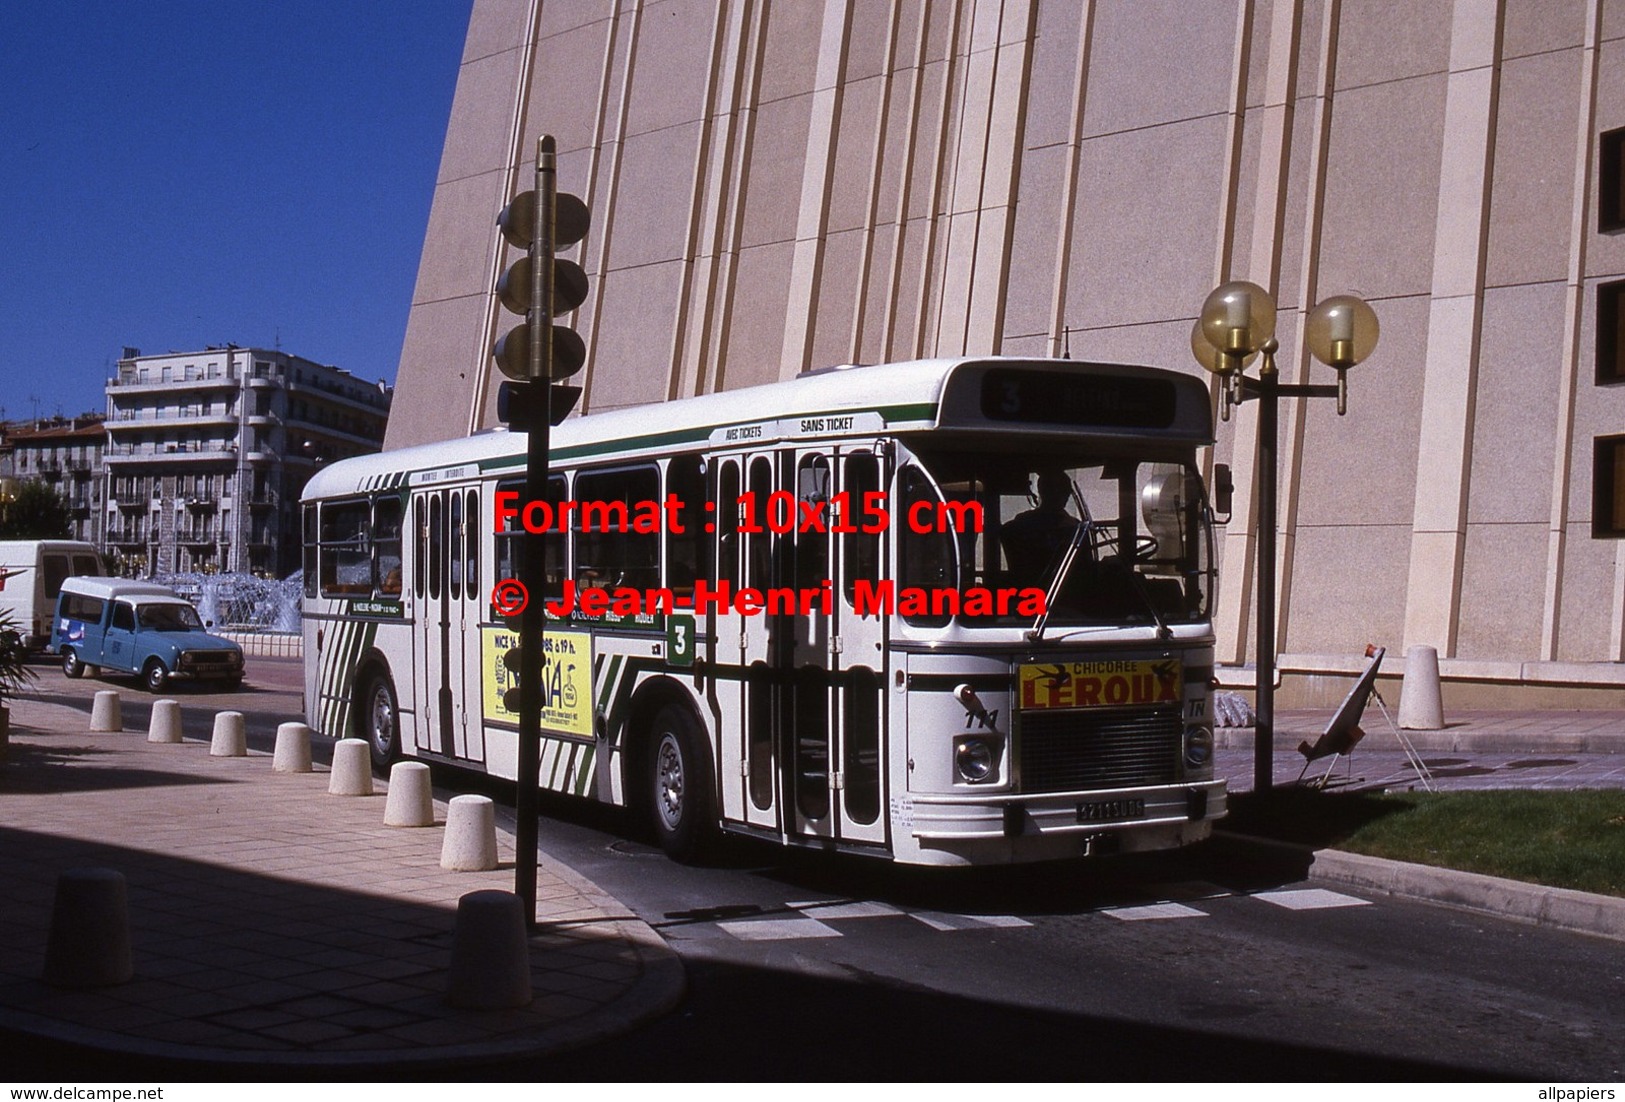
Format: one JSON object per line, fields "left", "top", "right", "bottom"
{"left": 715, "top": 461, "right": 740, "bottom": 587}
{"left": 303, "top": 505, "right": 318, "bottom": 599}
{"left": 494, "top": 476, "right": 565, "bottom": 601}
{"left": 449, "top": 493, "right": 464, "bottom": 600}
{"left": 666, "top": 455, "right": 705, "bottom": 595}
{"left": 320, "top": 500, "right": 371, "bottom": 596}
{"left": 465, "top": 488, "right": 479, "bottom": 598}
{"left": 375, "top": 496, "right": 404, "bottom": 596}
{"left": 575, "top": 466, "right": 659, "bottom": 593}
{"left": 843, "top": 452, "right": 881, "bottom": 601}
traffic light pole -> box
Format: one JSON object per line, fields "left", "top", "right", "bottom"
{"left": 513, "top": 136, "right": 558, "bottom": 929}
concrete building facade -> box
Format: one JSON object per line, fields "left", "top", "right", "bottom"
{"left": 388, "top": 0, "right": 1625, "bottom": 705}
{"left": 2, "top": 417, "right": 107, "bottom": 546}
{"left": 107, "top": 348, "right": 392, "bottom": 577}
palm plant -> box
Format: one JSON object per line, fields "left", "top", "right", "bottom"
{"left": 0, "top": 609, "right": 35, "bottom": 707}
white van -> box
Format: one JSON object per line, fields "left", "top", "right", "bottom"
{"left": 0, "top": 540, "right": 106, "bottom": 653}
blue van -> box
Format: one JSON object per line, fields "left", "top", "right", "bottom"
{"left": 53, "top": 577, "right": 244, "bottom": 692}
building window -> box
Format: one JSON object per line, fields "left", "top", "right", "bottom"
{"left": 1602, "top": 128, "right": 1625, "bottom": 233}
{"left": 1594, "top": 436, "right": 1625, "bottom": 536}
{"left": 1599, "top": 280, "right": 1625, "bottom": 384}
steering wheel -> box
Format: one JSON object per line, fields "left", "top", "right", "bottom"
{"left": 1090, "top": 528, "right": 1159, "bottom": 561}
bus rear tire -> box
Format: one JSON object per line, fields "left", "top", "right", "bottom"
{"left": 361, "top": 671, "right": 401, "bottom": 772}
{"left": 646, "top": 704, "right": 716, "bottom": 864}
{"left": 62, "top": 648, "right": 85, "bottom": 679}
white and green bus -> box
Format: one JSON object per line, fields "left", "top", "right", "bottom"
{"left": 301, "top": 357, "right": 1226, "bottom": 866}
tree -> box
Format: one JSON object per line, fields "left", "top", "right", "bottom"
{"left": 0, "top": 478, "right": 73, "bottom": 539}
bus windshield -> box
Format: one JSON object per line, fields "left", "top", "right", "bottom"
{"left": 899, "top": 447, "right": 1214, "bottom": 629}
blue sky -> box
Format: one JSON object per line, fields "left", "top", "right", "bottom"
{"left": 0, "top": 0, "right": 472, "bottom": 422}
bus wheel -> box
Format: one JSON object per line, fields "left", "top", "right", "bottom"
{"left": 62, "top": 648, "right": 85, "bottom": 679}
{"left": 647, "top": 704, "right": 716, "bottom": 863}
{"left": 362, "top": 671, "right": 401, "bottom": 771}
{"left": 143, "top": 659, "right": 169, "bottom": 693}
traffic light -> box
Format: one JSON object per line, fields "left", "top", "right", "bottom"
{"left": 501, "top": 644, "right": 524, "bottom": 712}
{"left": 493, "top": 173, "right": 592, "bottom": 385}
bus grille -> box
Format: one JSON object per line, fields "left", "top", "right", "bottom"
{"left": 1016, "top": 707, "right": 1182, "bottom": 793}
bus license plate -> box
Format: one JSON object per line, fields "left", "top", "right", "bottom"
{"left": 1076, "top": 798, "right": 1145, "bottom": 824}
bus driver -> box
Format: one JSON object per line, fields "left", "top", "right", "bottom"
{"left": 1000, "top": 468, "right": 1080, "bottom": 583}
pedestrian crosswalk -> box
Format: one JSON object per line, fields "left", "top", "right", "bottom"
{"left": 672, "top": 883, "right": 1374, "bottom": 941}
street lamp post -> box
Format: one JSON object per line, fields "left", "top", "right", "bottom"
{"left": 1191, "top": 282, "right": 1378, "bottom": 793}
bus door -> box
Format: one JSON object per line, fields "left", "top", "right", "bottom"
{"left": 413, "top": 486, "right": 482, "bottom": 762}
{"left": 784, "top": 447, "right": 891, "bottom": 844}
{"left": 830, "top": 447, "right": 888, "bottom": 844}
{"left": 714, "top": 451, "right": 780, "bottom": 831}
{"left": 784, "top": 449, "right": 836, "bottom": 840}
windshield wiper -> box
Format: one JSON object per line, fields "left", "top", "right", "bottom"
{"left": 1027, "top": 485, "right": 1093, "bottom": 643}
{"left": 1125, "top": 562, "right": 1173, "bottom": 641}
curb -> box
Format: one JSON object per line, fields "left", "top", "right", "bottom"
{"left": 1209, "top": 830, "right": 1625, "bottom": 943}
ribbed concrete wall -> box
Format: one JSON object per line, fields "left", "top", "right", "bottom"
{"left": 388, "top": 0, "right": 1625, "bottom": 695}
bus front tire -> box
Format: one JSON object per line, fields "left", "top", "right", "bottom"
{"left": 62, "top": 648, "right": 85, "bottom": 679}
{"left": 362, "top": 672, "right": 401, "bottom": 771}
{"left": 646, "top": 704, "right": 716, "bottom": 864}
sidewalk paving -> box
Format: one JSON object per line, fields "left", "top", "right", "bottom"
{"left": 0, "top": 692, "right": 683, "bottom": 1071}
{"left": 1218, "top": 708, "right": 1625, "bottom": 794}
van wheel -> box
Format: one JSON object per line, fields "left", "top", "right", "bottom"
{"left": 646, "top": 704, "right": 716, "bottom": 863}
{"left": 361, "top": 671, "right": 401, "bottom": 771}
{"left": 62, "top": 648, "right": 85, "bottom": 679}
{"left": 143, "top": 660, "right": 169, "bottom": 693}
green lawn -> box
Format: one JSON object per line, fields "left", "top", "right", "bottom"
{"left": 1221, "top": 787, "right": 1625, "bottom": 898}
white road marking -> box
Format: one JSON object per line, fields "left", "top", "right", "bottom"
{"left": 785, "top": 900, "right": 905, "bottom": 920}
{"left": 1102, "top": 902, "right": 1209, "bottom": 921}
{"left": 718, "top": 916, "right": 843, "bottom": 940}
{"left": 909, "top": 911, "right": 1033, "bottom": 931}
{"left": 1255, "top": 888, "right": 1372, "bottom": 910}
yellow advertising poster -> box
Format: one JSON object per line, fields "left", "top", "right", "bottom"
{"left": 1018, "top": 659, "right": 1181, "bottom": 710}
{"left": 482, "top": 626, "right": 593, "bottom": 737}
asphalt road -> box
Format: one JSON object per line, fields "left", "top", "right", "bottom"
{"left": 18, "top": 656, "right": 1625, "bottom": 1081}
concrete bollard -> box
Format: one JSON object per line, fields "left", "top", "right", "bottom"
{"left": 384, "top": 761, "right": 435, "bottom": 827}
{"left": 441, "top": 794, "right": 498, "bottom": 871}
{"left": 1398, "top": 644, "right": 1445, "bottom": 730}
{"left": 89, "top": 690, "right": 122, "bottom": 733}
{"left": 210, "top": 711, "right": 247, "bottom": 756}
{"left": 273, "top": 721, "right": 313, "bottom": 773}
{"left": 328, "top": 738, "right": 374, "bottom": 796}
{"left": 146, "top": 699, "right": 183, "bottom": 744}
{"left": 445, "top": 890, "right": 532, "bottom": 1008}
{"left": 43, "top": 868, "right": 133, "bottom": 988}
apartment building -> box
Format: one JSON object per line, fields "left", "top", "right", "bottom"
{"left": 106, "top": 347, "right": 391, "bottom": 576}
{"left": 2, "top": 416, "right": 106, "bottom": 545}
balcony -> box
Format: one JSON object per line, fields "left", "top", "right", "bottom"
{"left": 177, "top": 530, "right": 216, "bottom": 547}
{"left": 184, "top": 496, "right": 219, "bottom": 512}
{"left": 108, "top": 410, "right": 238, "bottom": 430}
{"left": 105, "top": 444, "right": 239, "bottom": 464}
{"left": 110, "top": 375, "right": 238, "bottom": 393}
{"left": 107, "top": 530, "right": 147, "bottom": 546}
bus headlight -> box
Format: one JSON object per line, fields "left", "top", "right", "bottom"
{"left": 1184, "top": 726, "right": 1214, "bottom": 769}
{"left": 954, "top": 737, "right": 1000, "bottom": 783}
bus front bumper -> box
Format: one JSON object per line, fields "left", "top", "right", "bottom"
{"left": 905, "top": 780, "right": 1227, "bottom": 851}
